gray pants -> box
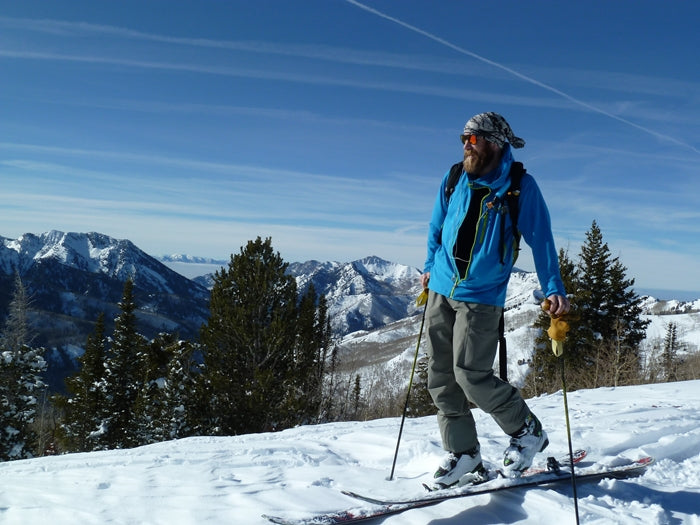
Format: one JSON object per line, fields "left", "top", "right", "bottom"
{"left": 426, "top": 291, "right": 530, "bottom": 453}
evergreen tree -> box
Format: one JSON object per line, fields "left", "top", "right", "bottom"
{"left": 576, "top": 222, "right": 649, "bottom": 387}
{"left": 56, "top": 313, "right": 108, "bottom": 452}
{"left": 283, "top": 285, "right": 331, "bottom": 426}
{"left": 0, "top": 273, "right": 47, "bottom": 460}
{"left": 200, "top": 237, "right": 330, "bottom": 435}
{"left": 576, "top": 221, "right": 612, "bottom": 360}
{"left": 351, "top": 374, "right": 362, "bottom": 419}
{"left": 526, "top": 222, "right": 650, "bottom": 393}
{"left": 597, "top": 258, "right": 649, "bottom": 386}
{"left": 606, "top": 258, "right": 649, "bottom": 352}
{"left": 156, "top": 339, "right": 204, "bottom": 440}
{"left": 408, "top": 355, "right": 435, "bottom": 417}
{"left": 319, "top": 345, "right": 341, "bottom": 421}
{"left": 99, "top": 279, "right": 147, "bottom": 449}
{"left": 662, "top": 322, "right": 679, "bottom": 382}
{"left": 132, "top": 332, "right": 173, "bottom": 446}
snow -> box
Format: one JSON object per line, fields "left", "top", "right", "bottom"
{"left": 1, "top": 380, "right": 699, "bottom": 524}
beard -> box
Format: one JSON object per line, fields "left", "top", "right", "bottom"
{"left": 463, "top": 145, "right": 497, "bottom": 176}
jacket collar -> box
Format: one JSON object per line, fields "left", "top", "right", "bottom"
{"left": 468, "top": 144, "right": 514, "bottom": 197}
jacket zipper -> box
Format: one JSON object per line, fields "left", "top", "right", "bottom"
{"left": 449, "top": 187, "right": 491, "bottom": 298}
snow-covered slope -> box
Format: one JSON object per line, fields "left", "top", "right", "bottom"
{"left": 1, "top": 380, "right": 698, "bottom": 524}
{"left": 337, "top": 268, "right": 700, "bottom": 389}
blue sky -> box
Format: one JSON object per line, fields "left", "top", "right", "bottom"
{"left": 1, "top": 0, "right": 699, "bottom": 296}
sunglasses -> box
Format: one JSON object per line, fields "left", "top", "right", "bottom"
{"left": 460, "top": 134, "right": 479, "bottom": 145}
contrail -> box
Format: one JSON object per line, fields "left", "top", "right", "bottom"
{"left": 346, "top": 0, "right": 699, "bottom": 155}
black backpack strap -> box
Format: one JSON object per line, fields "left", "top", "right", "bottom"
{"left": 444, "top": 162, "right": 463, "bottom": 203}
{"left": 507, "top": 161, "right": 524, "bottom": 218}
{"left": 498, "top": 162, "right": 525, "bottom": 264}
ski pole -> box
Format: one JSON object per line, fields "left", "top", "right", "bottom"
{"left": 559, "top": 353, "right": 580, "bottom": 525}
{"left": 388, "top": 289, "right": 428, "bottom": 481}
{"left": 542, "top": 299, "right": 580, "bottom": 525}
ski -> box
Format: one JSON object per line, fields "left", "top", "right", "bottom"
{"left": 262, "top": 455, "right": 653, "bottom": 525}
{"left": 421, "top": 448, "right": 586, "bottom": 493}
{"left": 346, "top": 455, "right": 652, "bottom": 506}
{"left": 348, "top": 449, "right": 587, "bottom": 506}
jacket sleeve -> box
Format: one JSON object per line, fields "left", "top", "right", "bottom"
{"left": 423, "top": 171, "right": 450, "bottom": 274}
{"left": 517, "top": 174, "right": 566, "bottom": 297}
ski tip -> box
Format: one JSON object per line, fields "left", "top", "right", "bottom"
{"left": 636, "top": 456, "right": 655, "bottom": 467}
{"left": 573, "top": 448, "right": 588, "bottom": 461}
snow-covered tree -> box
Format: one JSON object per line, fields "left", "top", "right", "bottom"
{"left": 132, "top": 332, "right": 177, "bottom": 445}
{"left": 154, "top": 339, "right": 204, "bottom": 440}
{"left": 56, "top": 313, "right": 108, "bottom": 452}
{"left": 99, "top": 279, "right": 147, "bottom": 449}
{"left": 0, "top": 273, "right": 47, "bottom": 461}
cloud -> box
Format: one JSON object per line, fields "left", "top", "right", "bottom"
{"left": 345, "top": 0, "right": 700, "bottom": 155}
{"left": 0, "top": 141, "right": 429, "bottom": 234}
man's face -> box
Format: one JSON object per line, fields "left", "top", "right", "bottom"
{"left": 462, "top": 135, "right": 500, "bottom": 176}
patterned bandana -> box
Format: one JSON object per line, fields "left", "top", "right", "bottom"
{"left": 461, "top": 112, "right": 526, "bottom": 149}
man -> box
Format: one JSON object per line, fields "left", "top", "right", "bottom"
{"left": 421, "top": 112, "right": 570, "bottom": 488}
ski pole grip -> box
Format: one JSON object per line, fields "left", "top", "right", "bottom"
{"left": 541, "top": 299, "right": 569, "bottom": 356}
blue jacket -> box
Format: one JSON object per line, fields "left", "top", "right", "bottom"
{"left": 424, "top": 145, "right": 565, "bottom": 307}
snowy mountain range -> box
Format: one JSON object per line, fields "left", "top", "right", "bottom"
{"left": 0, "top": 231, "right": 210, "bottom": 341}
{"left": 287, "top": 256, "right": 424, "bottom": 335}
{"left": 0, "top": 231, "right": 210, "bottom": 389}
{"left": 2, "top": 231, "right": 699, "bottom": 392}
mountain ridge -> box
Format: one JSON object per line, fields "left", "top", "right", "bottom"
{"left": 2, "top": 231, "right": 698, "bottom": 393}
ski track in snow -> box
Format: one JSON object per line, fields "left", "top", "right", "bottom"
{"left": 0, "top": 381, "right": 699, "bottom": 524}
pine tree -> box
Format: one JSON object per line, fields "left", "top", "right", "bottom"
{"left": 320, "top": 345, "right": 341, "bottom": 421}
{"left": 99, "top": 279, "right": 147, "bottom": 449}
{"left": 132, "top": 332, "right": 173, "bottom": 446}
{"left": 283, "top": 285, "right": 331, "bottom": 426}
{"left": 599, "top": 258, "right": 649, "bottom": 386}
{"left": 662, "top": 322, "right": 679, "bottom": 382}
{"left": 606, "top": 258, "right": 649, "bottom": 353}
{"left": 0, "top": 273, "right": 47, "bottom": 460}
{"left": 525, "top": 222, "right": 649, "bottom": 393}
{"left": 56, "top": 313, "right": 108, "bottom": 452}
{"left": 575, "top": 222, "right": 649, "bottom": 387}
{"left": 576, "top": 221, "right": 611, "bottom": 359}
{"left": 408, "top": 355, "right": 436, "bottom": 417}
{"left": 352, "top": 375, "right": 362, "bottom": 419}
{"left": 200, "top": 237, "right": 329, "bottom": 435}
{"left": 156, "top": 339, "right": 203, "bottom": 440}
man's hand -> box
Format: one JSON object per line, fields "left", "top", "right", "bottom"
{"left": 420, "top": 272, "right": 430, "bottom": 289}
{"left": 545, "top": 294, "right": 570, "bottom": 317}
